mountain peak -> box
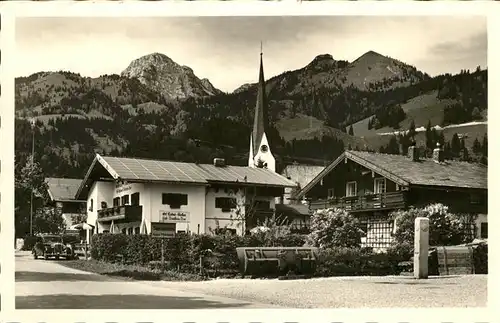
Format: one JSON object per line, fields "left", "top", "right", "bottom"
{"left": 305, "top": 53, "right": 341, "bottom": 72}
{"left": 353, "top": 50, "right": 389, "bottom": 64}
{"left": 121, "top": 52, "right": 221, "bottom": 99}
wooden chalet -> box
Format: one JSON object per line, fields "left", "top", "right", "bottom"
{"left": 293, "top": 145, "right": 488, "bottom": 249}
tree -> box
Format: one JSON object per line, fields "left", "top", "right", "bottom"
{"left": 451, "top": 133, "right": 461, "bottom": 157}
{"left": 472, "top": 138, "right": 481, "bottom": 154}
{"left": 15, "top": 157, "right": 50, "bottom": 237}
{"left": 481, "top": 134, "right": 488, "bottom": 156}
{"left": 306, "top": 208, "right": 364, "bottom": 249}
{"left": 408, "top": 119, "right": 416, "bottom": 139}
{"left": 425, "top": 120, "right": 433, "bottom": 151}
{"left": 33, "top": 207, "right": 66, "bottom": 234}
{"left": 348, "top": 125, "right": 354, "bottom": 136}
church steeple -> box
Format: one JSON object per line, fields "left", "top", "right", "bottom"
{"left": 252, "top": 47, "right": 268, "bottom": 157}
{"left": 248, "top": 44, "right": 276, "bottom": 172}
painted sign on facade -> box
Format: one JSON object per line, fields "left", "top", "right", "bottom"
{"left": 115, "top": 183, "right": 132, "bottom": 194}
{"left": 159, "top": 211, "right": 189, "bottom": 223}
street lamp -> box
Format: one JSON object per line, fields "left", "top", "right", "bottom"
{"left": 30, "top": 118, "right": 35, "bottom": 236}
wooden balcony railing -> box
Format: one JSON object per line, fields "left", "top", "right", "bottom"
{"left": 310, "top": 191, "right": 407, "bottom": 212}
{"left": 97, "top": 205, "right": 143, "bottom": 222}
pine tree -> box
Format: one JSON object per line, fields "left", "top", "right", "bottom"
{"left": 451, "top": 134, "right": 461, "bottom": 157}
{"left": 425, "top": 120, "right": 433, "bottom": 150}
{"left": 472, "top": 138, "right": 481, "bottom": 154}
{"left": 408, "top": 119, "right": 416, "bottom": 139}
{"left": 481, "top": 134, "right": 488, "bottom": 156}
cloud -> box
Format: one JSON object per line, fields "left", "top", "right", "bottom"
{"left": 15, "top": 16, "right": 488, "bottom": 91}
{"left": 430, "top": 31, "right": 487, "bottom": 58}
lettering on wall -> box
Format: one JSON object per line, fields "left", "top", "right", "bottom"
{"left": 115, "top": 184, "right": 132, "bottom": 194}
{"left": 159, "top": 210, "right": 189, "bottom": 223}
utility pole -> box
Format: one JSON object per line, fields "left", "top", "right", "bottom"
{"left": 30, "top": 118, "right": 35, "bottom": 236}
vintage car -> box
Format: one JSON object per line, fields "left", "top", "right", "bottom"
{"left": 32, "top": 234, "right": 76, "bottom": 260}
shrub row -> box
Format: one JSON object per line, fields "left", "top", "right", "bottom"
{"left": 90, "top": 233, "right": 308, "bottom": 275}
{"left": 90, "top": 233, "right": 419, "bottom": 277}
{"left": 315, "top": 243, "right": 413, "bottom": 277}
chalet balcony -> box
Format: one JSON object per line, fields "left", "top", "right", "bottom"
{"left": 97, "top": 205, "right": 143, "bottom": 222}
{"left": 309, "top": 191, "right": 407, "bottom": 213}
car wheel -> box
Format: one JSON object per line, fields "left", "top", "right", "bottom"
{"left": 33, "top": 252, "right": 38, "bottom": 260}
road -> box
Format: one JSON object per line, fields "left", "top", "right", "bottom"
{"left": 15, "top": 251, "right": 273, "bottom": 309}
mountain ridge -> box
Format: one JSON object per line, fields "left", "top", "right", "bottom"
{"left": 14, "top": 50, "right": 488, "bottom": 179}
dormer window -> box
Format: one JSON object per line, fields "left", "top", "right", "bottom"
{"left": 260, "top": 145, "right": 268, "bottom": 153}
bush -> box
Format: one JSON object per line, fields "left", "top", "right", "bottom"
{"left": 21, "top": 235, "right": 38, "bottom": 251}
{"left": 386, "top": 242, "right": 413, "bottom": 274}
{"left": 473, "top": 243, "right": 488, "bottom": 274}
{"left": 306, "top": 208, "right": 364, "bottom": 249}
{"left": 90, "top": 233, "right": 128, "bottom": 262}
{"left": 391, "top": 203, "right": 476, "bottom": 246}
{"left": 316, "top": 247, "right": 396, "bottom": 277}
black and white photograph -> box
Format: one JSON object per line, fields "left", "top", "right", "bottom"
{"left": 0, "top": 2, "right": 495, "bottom": 319}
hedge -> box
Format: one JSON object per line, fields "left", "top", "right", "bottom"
{"left": 90, "top": 233, "right": 308, "bottom": 275}
{"left": 90, "top": 233, "right": 421, "bottom": 277}
{"left": 314, "top": 245, "right": 411, "bottom": 277}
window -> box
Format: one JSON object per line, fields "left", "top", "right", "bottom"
{"left": 327, "top": 188, "right": 335, "bottom": 199}
{"left": 480, "top": 223, "right": 488, "bottom": 239}
{"left": 374, "top": 178, "right": 386, "bottom": 194}
{"left": 131, "top": 192, "right": 140, "bottom": 206}
{"left": 128, "top": 227, "right": 133, "bottom": 235}
{"left": 89, "top": 199, "right": 94, "bottom": 212}
{"left": 134, "top": 227, "right": 140, "bottom": 235}
{"left": 113, "top": 197, "right": 120, "bottom": 207}
{"left": 121, "top": 195, "right": 130, "bottom": 205}
{"left": 215, "top": 197, "right": 237, "bottom": 212}
{"left": 470, "top": 193, "right": 483, "bottom": 205}
{"left": 162, "top": 193, "right": 188, "bottom": 209}
{"left": 101, "top": 201, "right": 108, "bottom": 209}
{"left": 121, "top": 228, "right": 127, "bottom": 234}
{"left": 346, "top": 181, "right": 357, "bottom": 197}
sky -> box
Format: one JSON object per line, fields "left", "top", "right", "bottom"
{"left": 15, "top": 16, "right": 487, "bottom": 92}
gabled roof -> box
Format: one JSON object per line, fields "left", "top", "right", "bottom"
{"left": 46, "top": 178, "right": 85, "bottom": 202}
{"left": 295, "top": 150, "right": 487, "bottom": 199}
{"left": 281, "top": 164, "right": 325, "bottom": 190}
{"left": 76, "top": 154, "right": 297, "bottom": 200}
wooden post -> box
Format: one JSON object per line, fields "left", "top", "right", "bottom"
{"left": 414, "top": 217, "right": 429, "bottom": 279}
{"left": 161, "top": 238, "right": 165, "bottom": 270}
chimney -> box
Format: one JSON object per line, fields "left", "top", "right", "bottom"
{"left": 213, "top": 158, "right": 226, "bottom": 167}
{"left": 433, "top": 143, "right": 444, "bottom": 163}
{"left": 407, "top": 145, "right": 419, "bottom": 161}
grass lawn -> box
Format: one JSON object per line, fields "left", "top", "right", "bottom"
{"left": 56, "top": 259, "right": 205, "bottom": 282}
